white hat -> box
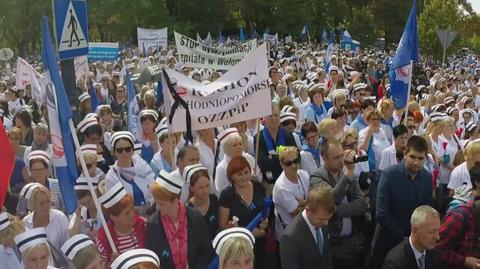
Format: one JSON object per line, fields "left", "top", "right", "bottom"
{"left": 78, "top": 92, "right": 90, "bottom": 102}
{"left": 466, "top": 121, "right": 477, "bottom": 133}
{"left": 76, "top": 143, "right": 97, "bottom": 157}
{"left": 216, "top": 128, "right": 239, "bottom": 143}
{"left": 74, "top": 176, "right": 99, "bottom": 191}
{"left": 446, "top": 107, "right": 458, "bottom": 115}
{"left": 110, "top": 131, "right": 134, "bottom": 148}
{"left": 28, "top": 150, "right": 50, "bottom": 164}
{"left": 353, "top": 83, "right": 367, "bottom": 93}
{"left": 155, "top": 170, "right": 183, "bottom": 194}
{"left": 182, "top": 164, "right": 208, "bottom": 184}
{"left": 77, "top": 115, "right": 99, "bottom": 133}
{"left": 328, "top": 66, "right": 339, "bottom": 73}
{"left": 430, "top": 112, "right": 446, "bottom": 122}
{"left": 280, "top": 106, "right": 296, "bottom": 123}
{"left": 444, "top": 96, "right": 455, "bottom": 106}
{"left": 139, "top": 109, "right": 159, "bottom": 122}
{"left": 61, "top": 234, "right": 95, "bottom": 260}
{"left": 0, "top": 108, "right": 4, "bottom": 117}
{"left": 15, "top": 227, "right": 48, "bottom": 252}
{"left": 462, "top": 108, "right": 475, "bottom": 117}
{"left": 0, "top": 212, "right": 10, "bottom": 231}
{"left": 155, "top": 124, "right": 169, "bottom": 138}
{"left": 111, "top": 249, "right": 160, "bottom": 269}
{"left": 19, "top": 182, "right": 43, "bottom": 200}
{"left": 98, "top": 182, "right": 127, "bottom": 208}
{"left": 159, "top": 117, "right": 168, "bottom": 126}
{"left": 212, "top": 227, "right": 255, "bottom": 255}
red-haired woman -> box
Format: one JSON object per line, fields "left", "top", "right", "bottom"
{"left": 95, "top": 182, "right": 146, "bottom": 266}
{"left": 218, "top": 156, "right": 269, "bottom": 267}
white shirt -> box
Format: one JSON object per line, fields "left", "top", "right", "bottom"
{"left": 149, "top": 148, "right": 178, "bottom": 175}
{"left": 301, "top": 209, "right": 324, "bottom": 245}
{"left": 214, "top": 152, "right": 259, "bottom": 195}
{"left": 293, "top": 97, "right": 309, "bottom": 124}
{"left": 379, "top": 144, "right": 398, "bottom": 171}
{"left": 300, "top": 150, "right": 323, "bottom": 175}
{"left": 0, "top": 246, "right": 22, "bottom": 269}
{"left": 196, "top": 138, "right": 220, "bottom": 178}
{"left": 23, "top": 209, "right": 69, "bottom": 251}
{"left": 105, "top": 155, "right": 155, "bottom": 206}
{"left": 68, "top": 206, "right": 103, "bottom": 235}
{"left": 359, "top": 128, "right": 391, "bottom": 170}
{"left": 409, "top": 236, "right": 426, "bottom": 269}
{"left": 8, "top": 98, "right": 25, "bottom": 117}
{"left": 431, "top": 135, "right": 458, "bottom": 185}
{"left": 273, "top": 170, "right": 309, "bottom": 240}
{"left": 380, "top": 123, "right": 394, "bottom": 144}
{"left": 448, "top": 162, "right": 471, "bottom": 190}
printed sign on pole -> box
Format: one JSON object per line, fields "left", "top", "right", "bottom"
{"left": 53, "top": 0, "right": 89, "bottom": 60}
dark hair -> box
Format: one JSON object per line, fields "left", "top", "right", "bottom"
{"left": 331, "top": 108, "right": 346, "bottom": 120}
{"left": 176, "top": 145, "right": 199, "bottom": 164}
{"left": 0, "top": 101, "right": 9, "bottom": 118}
{"left": 400, "top": 111, "right": 415, "bottom": 123}
{"left": 113, "top": 137, "right": 134, "bottom": 150}
{"left": 469, "top": 167, "right": 480, "bottom": 190}
{"left": 301, "top": 121, "right": 318, "bottom": 138}
{"left": 76, "top": 189, "right": 91, "bottom": 200}
{"left": 189, "top": 169, "right": 210, "bottom": 187}
{"left": 405, "top": 135, "right": 428, "bottom": 155}
{"left": 361, "top": 99, "right": 376, "bottom": 110}
{"left": 393, "top": 124, "right": 408, "bottom": 138}
{"left": 140, "top": 114, "right": 157, "bottom": 124}
{"left": 15, "top": 110, "right": 32, "bottom": 128}
{"left": 84, "top": 124, "right": 102, "bottom": 138}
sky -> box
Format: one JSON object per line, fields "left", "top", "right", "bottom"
{"left": 468, "top": 0, "right": 480, "bottom": 13}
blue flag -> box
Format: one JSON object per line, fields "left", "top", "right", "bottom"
{"left": 322, "top": 28, "right": 328, "bottom": 43}
{"left": 41, "top": 16, "right": 78, "bottom": 214}
{"left": 239, "top": 27, "right": 245, "bottom": 42}
{"left": 156, "top": 80, "right": 163, "bottom": 108}
{"left": 88, "top": 79, "right": 99, "bottom": 111}
{"left": 389, "top": 0, "right": 419, "bottom": 109}
{"left": 341, "top": 30, "right": 352, "bottom": 43}
{"left": 126, "top": 69, "right": 141, "bottom": 141}
{"left": 142, "top": 43, "right": 147, "bottom": 57}
{"left": 324, "top": 32, "right": 335, "bottom": 73}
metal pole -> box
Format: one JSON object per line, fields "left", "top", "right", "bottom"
{"left": 442, "top": 31, "right": 447, "bottom": 74}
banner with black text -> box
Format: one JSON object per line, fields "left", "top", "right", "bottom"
{"left": 174, "top": 31, "right": 257, "bottom": 70}
{"left": 163, "top": 43, "right": 270, "bottom": 132}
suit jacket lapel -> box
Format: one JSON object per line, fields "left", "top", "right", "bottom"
{"left": 403, "top": 240, "right": 420, "bottom": 268}
{"left": 298, "top": 215, "right": 322, "bottom": 254}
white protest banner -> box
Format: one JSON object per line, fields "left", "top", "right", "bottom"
{"left": 137, "top": 27, "right": 168, "bottom": 52}
{"left": 174, "top": 31, "right": 257, "bottom": 70}
{"left": 74, "top": 55, "right": 89, "bottom": 81}
{"left": 163, "top": 43, "right": 271, "bottom": 133}
{"left": 16, "top": 57, "right": 46, "bottom": 106}
{"left": 263, "top": 33, "right": 279, "bottom": 45}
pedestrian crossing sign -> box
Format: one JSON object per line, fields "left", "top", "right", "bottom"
{"left": 53, "top": 0, "right": 89, "bottom": 60}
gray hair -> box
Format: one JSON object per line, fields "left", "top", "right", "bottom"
{"left": 410, "top": 205, "right": 439, "bottom": 226}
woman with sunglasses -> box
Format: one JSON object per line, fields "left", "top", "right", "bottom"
{"left": 17, "top": 151, "right": 64, "bottom": 218}
{"left": 105, "top": 131, "right": 155, "bottom": 214}
{"left": 358, "top": 110, "right": 390, "bottom": 173}
{"left": 273, "top": 146, "right": 309, "bottom": 241}
{"left": 300, "top": 122, "right": 322, "bottom": 175}
{"left": 218, "top": 156, "right": 269, "bottom": 268}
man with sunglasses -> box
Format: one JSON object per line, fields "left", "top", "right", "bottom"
{"left": 310, "top": 139, "right": 368, "bottom": 268}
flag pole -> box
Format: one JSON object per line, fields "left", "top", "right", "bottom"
{"left": 254, "top": 118, "right": 261, "bottom": 174}
{"left": 68, "top": 119, "right": 117, "bottom": 253}
{"left": 403, "top": 60, "right": 414, "bottom": 125}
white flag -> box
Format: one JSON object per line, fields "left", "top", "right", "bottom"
{"left": 16, "top": 57, "right": 46, "bottom": 106}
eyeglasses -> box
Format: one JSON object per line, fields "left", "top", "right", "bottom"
{"left": 407, "top": 125, "right": 416, "bottom": 130}
{"left": 343, "top": 141, "right": 358, "bottom": 149}
{"left": 284, "top": 157, "right": 300, "bottom": 167}
{"left": 115, "top": 146, "right": 132, "bottom": 154}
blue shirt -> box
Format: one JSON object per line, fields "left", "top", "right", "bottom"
{"left": 350, "top": 115, "right": 368, "bottom": 132}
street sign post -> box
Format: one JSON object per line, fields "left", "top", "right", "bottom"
{"left": 436, "top": 28, "right": 457, "bottom": 73}
{"left": 53, "top": 0, "right": 89, "bottom": 60}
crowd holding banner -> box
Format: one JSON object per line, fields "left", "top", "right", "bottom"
{"left": 3, "top": 2, "right": 480, "bottom": 269}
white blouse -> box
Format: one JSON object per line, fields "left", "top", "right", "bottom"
{"left": 23, "top": 209, "right": 69, "bottom": 251}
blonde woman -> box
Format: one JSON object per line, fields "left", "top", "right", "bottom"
{"left": 0, "top": 212, "right": 25, "bottom": 269}
{"left": 111, "top": 249, "right": 160, "bottom": 269}
{"left": 15, "top": 227, "right": 58, "bottom": 269}
{"left": 61, "top": 234, "right": 103, "bottom": 269}
{"left": 213, "top": 227, "right": 255, "bottom": 269}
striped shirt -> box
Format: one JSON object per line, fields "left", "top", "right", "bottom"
{"left": 97, "top": 230, "right": 140, "bottom": 262}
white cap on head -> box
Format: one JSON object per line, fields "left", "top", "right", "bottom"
{"left": 74, "top": 176, "right": 99, "bottom": 191}
{"left": 155, "top": 124, "right": 169, "bottom": 138}
{"left": 212, "top": 227, "right": 255, "bottom": 255}
{"left": 76, "top": 144, "right": 97, "bottom": 157}
{"left": 280, "top": 105, "right": 296, "bottom": 123}
{"left": 139, "top": 109, "right": 159, "bottom": 122}
{"left": 98, "top": 182, "right": 127, "bottom": 208}
{"left": 353, "top": 83, "right": 367, "bottom": 93}
{"left": 155, "top": 170, "right": 183, "bottom": 194}
{"left": 0, "top": 212, "right": 10, "bottom": 231}
{"left": 15, "top": 227, "right": 48, "bottom": 253}
{"left": 110, "top": 131, "right": 134, "bottom": 148}
{"left": 182, "top": 164, "right": 208, "bottom": 184}
{"left": 28, "top": 150, "right": 50, "bottom": 164}
{"left": 110, "top": 249, "right": 160, "bottom": 269}
{"left": 430, "top": 112, "right": 446, "bottom": 122}
{"left": 61, "top": 234, "right": 95, "bottom": 260}
{"left": 19, "top": 182, "right": 43, "bottom": 200}
{"left": 77, "top": 116, "right": 99, "bottom": 133}
{"left": 78, "top": 92, "right": 91, "bottom": 102}
{"left": 466, "top": 121, "right": 477, "bottom": 133}
{"left": 216, "top": 127, "right": 239, "bottom": 143}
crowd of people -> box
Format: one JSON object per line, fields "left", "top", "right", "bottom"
{"left": 1, "top": 39, "right": 480, "bottom": 269}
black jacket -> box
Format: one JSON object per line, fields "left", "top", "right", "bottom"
{"left": 383, "top": 239, "right": 441, "bottom": 269}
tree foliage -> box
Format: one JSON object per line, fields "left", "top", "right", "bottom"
{"left": 0, "top": 0, "right": 477, "bottom": 57}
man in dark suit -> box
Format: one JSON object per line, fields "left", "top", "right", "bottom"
{"left": 383, "top": 205, "right": 441, "bottom": 269}
{"left": 280, "top": 185, "right": 336, "bottom": 269}
{"left": 371, "top": 136, "right": 433, "bottom": 269}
